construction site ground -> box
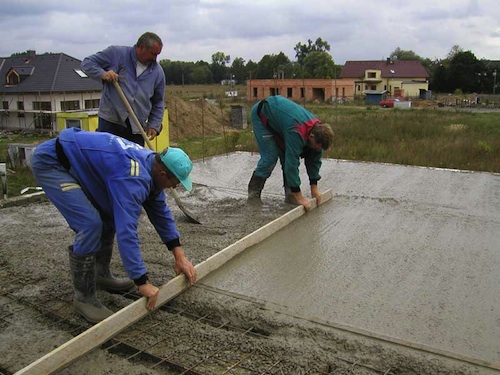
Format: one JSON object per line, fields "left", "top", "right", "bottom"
{"left": 1, "top": 152, "right": 499, "bottom": 375}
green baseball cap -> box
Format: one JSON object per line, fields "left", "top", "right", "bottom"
{"left": 159, "top": 147, "right": 193, "bottom": 191}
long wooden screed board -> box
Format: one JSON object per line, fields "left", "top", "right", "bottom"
{"left": 15, "top": 190, "right": 333, "bottom": 375}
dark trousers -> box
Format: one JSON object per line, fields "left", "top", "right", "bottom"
{"left": 98, "top": 117, "right": 144, "bottom": 146}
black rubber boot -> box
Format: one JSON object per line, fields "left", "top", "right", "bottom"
{"left": 248, "top": 172, "right": 266, "bottom": 201}
{"left": 68, "top": 247, "right": 114, "bottom": 323}
{"left": 95, "top": 241, "right": 135, "bottom": 293}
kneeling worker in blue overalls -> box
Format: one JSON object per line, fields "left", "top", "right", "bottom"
{"left": 31, "top": 128, "right": 197, "bottom": 323}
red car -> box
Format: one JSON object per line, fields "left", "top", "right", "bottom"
{"left": 379, "top": 98, "right": 399, "bottom": 108}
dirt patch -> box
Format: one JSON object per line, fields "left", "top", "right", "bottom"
{"left": 166, "top": 96, "right": 240, "bottom": 142}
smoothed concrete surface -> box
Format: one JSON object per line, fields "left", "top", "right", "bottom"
{"left": 190, "top": 152, "right": 500, "bottom": 364}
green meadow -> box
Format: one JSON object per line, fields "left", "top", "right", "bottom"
{"left": 178, "top": 103, "right": 500, "bottom": 174}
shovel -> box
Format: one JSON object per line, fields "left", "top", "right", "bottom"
{"left": 112, "top": 80, "right": 201, "bottom": 224}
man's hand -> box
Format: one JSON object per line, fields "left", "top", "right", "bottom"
{"left": 146, "top": 128, "right": 158, "bottom": 141}
{"left": 293, "top": 192, "right": 311, "bottom": 211}
{"left": 172, "top": 247, "right": 197, "bottom": 285}
{"left": 138, "top": 282, "right": 160, "bottom": 310}
{"left": 102, "top": 70, "right": 118, "bottom": 82}
{"left": 311, "top": 185, "right": 322, "bottom": 206}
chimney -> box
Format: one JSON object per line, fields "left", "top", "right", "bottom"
{"left": 25, "top": 50, "right": 36, "bottom": 63}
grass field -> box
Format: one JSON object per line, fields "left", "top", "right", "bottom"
{"left": 313, "top": 105, "right": 500, "bottom": 172}
{"left": 176, "top": 102, "right": 500, "bottom": 174}
{"left": 1, "top": 93, "right": 499, "bottom": 198}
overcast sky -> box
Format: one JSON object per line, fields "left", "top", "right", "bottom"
{"left": 1, "top": 0, "right": 498, "bottom": 65}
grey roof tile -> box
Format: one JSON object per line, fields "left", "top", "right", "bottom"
{"left": 0, "top": 51, "right": 102, "bottom": 94}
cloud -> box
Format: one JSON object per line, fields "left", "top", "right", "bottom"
{"left": 0, "top": 0, "right": 498, "bottom": 65}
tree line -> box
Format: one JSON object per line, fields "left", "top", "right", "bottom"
{"left": 391, "top": 45, "right": 498, "bottom": 95}
{"left": 160, "top": 38, "right": 337, "bottom": 86}
{"left": 159, "top": 39, "right": 499, "bottom": 95}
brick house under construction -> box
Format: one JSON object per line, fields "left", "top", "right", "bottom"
{"left": 246, "top": 78, "right": 355, "bottom": 103}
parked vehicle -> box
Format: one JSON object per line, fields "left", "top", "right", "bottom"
{"left": 379, "top": 98, "right": 399, "bottom": 108}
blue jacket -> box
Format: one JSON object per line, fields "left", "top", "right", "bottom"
{"left": 58, "top": 128, "right": 179, "bottom": 279}
{"left": 81, "top": 45, "right": 166, "bottom": 134}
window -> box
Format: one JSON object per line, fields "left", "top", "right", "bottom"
{"left": 367, "top": 72, "right": 376, "bottom": 79}
{"left": 6, "top": 72, "right": 20, "bottom": 85}
{"left": 300, "top": 87, "right": 305, "bottom": 98}
{"left": 1, "top": 101, "right": 8, "bottom": 117}
{"left": 270, "top": 87, "right": 280, "bottom": 96}
{"left": 287, "top": 88, "right": 293, "bottom": 97}
{"left": 34, "top": 113, "right": 53, "bottom": 130}
{"left": 84, "top": 99, "right": 100, "bottom": 109}
{"left": 74, "top": 69, "right": 88, "bottom": 78}
{"left": 60, "top": 100, "right": 80, "bottom": 111}
{"left": 66, "top": 119, "right": 82, "bottom": 129}
{"left": 33, "top": 102, "right": 52, "bottom": 129}
{"left": 252, "top": 87, "right": 258, "bottom": 98}
{"left": 17, "top": 102, "right": 24, "bottom": 118}
{"left": 33, "top": 101, "right": 51, "bottom": 111}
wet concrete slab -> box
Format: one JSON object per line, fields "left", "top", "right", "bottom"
{"left": 190, "top": 152, "right": 500, "bottom": 364}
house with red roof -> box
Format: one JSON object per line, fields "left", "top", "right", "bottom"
{"left": 339, "top": 59, "right": 429, "bottom": 99}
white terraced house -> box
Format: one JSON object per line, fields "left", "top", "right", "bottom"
{"left": 0, "top": 50, "right": 102, "bottom": 133}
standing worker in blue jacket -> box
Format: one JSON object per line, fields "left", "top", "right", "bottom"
{"left": 248, "top": 95, "right": 334, "bottom": 211}
{"left": 82, "top": 32, "right": 167, "bottom": 295}
{"left": 31, "top": 128, "right": 197, "bottom": 323}
{"left": 81, "top": 32, "right": 165, "bottom": 146}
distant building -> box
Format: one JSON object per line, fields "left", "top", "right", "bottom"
{"left": 246, "top": 78, "right": 355, "bottom": 103}
{"left": 340, "top": 59, "right": 429, "bottom": 99}
{"left": 220, "top": 79, "right": 236, "bottom": 86}
{"left": 0, "top": 50, "right": 102, "bottom": 132}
